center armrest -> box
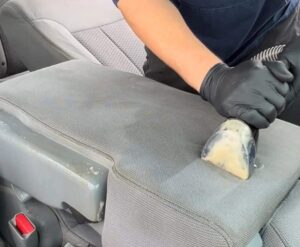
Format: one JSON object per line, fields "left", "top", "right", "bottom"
{"left": 0, "top": 60, "right": 299, "bottom": 246}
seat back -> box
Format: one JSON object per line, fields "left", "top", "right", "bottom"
{"left": 0, "top": 0, "right": 146, "bottom": 75}
{"left": 0, "top": 0, "right": 26, "bottom": 77}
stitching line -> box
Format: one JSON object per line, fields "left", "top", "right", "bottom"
{"left": 112, "top": 166, "right": 234, "bottom": 247}
{"left": 0, "top": 97, "right": 114, "bottom": 168}
{"left": 100, "top": 25, "right": 144, "bottom": 74}
{"left": 269, "top": 223, "right": 291, "bottom": 247}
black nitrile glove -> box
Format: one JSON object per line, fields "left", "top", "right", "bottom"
{"left": 279, "top": 36, "right": 300, "bottom": 106}
{"left": 200, "top": 60, "right": 293, "bottom": 128}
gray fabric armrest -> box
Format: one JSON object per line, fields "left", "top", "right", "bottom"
{"left": 0, "top": 60, "right": 299, "bottom": 246}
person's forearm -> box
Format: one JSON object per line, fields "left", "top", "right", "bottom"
{"left": 117, "top": 0, "right": 221, "bottom": 91}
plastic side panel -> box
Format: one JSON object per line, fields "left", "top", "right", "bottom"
{"left": 0, "top": 111, "right": 108, "bottom": 221}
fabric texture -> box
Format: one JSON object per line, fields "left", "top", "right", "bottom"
{"left": 103, "top": 114, "right": 300, "bottom": 247}
{"left": 0, "top": 0, "right": 146, "bottom": 73}
{"left": 0, "top": 60, "right": 299, "bottom": 246}
{"left": 0, "top": 0, "right": 8, "bottom": 7}
{"left": 103, "top": 170, "right": 231, "bottom": 247}
{"left": 0, "top": 25, "right": 26, "bottom": 75}
{"left": 0, "top": 0, "right": 25, "bottom": 75}
{"left": 262, "top": 182, "right": 300, "bottom": 247}
{"left": 73, "top": 20, "right": 145, "bottom": 75}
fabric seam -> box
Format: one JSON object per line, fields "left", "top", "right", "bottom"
{"left": 72, "top": 17, "right": 124, "bottom": 33}
{"left": 264, "top": 182, "right": 300, "bottom": 247}
{"left": 73, "top": 26, "right": 142, "bottom": 75}
{"left": 32, "top": 18, "right": 100, "bottom": 63}
{"left": 0, "top": 97, "right": 115, "bottom": 169}
{"left": 112, "top": 166, "right": 234, "bottom": 247}
{"left": 100, "top": 26, "right": 144, "bottom": 74}
{"left": 2, "top": 3, "right": 75, "bottom": 61}
{"left": 269, "top": 223, "right": 291, "bottom": 247}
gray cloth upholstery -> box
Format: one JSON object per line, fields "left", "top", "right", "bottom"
{"left": 0, "top": 0, "right": 7, "bottom": 6}
{"left": 0, "top": 60, "right": 299, "bottom": 246}
{"left": 103, "top": 118, "right": 300, "bottom": 247}
{"left": 73, "top": 21, "right": 144, "bottom": 75}
{"left": 0, "top": 31, "right": 26, "bottom": 76}
{"left": 262, "top": 181, "right": 300, "bottom": 247}
{"left": 0, "top": 38, "right": 6, "bottom": 78}
{"left": 0, "top": 0, "right": 26, "bottom": 76}
{"left": 0, "top": 0, "right": 146, "bottom": 74}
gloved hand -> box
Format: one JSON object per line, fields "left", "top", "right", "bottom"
{"left": 279, "top": 36, "right": 300, "bottom": 106}
{"left": 200, "top": 60, "right": 293, "bottom": 128}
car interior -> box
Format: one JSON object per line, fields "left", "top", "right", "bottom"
{"left": 0, "top": 0, "right": 300, "bottom": 247}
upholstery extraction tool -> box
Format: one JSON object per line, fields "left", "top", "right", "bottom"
{"left": 201, "top": 119, "right": 258, "bottom": 180}
{"left": 201, "top": 45, "right": 287, "bottom": 180}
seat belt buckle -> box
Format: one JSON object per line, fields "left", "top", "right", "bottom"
{"left": 8, "top": 213, "right": 38, "bottom": 247}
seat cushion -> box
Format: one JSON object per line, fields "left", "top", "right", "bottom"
{"left": 262, "top": 181, "right": 300, "bottom": 247}
{"left": 0, "top": 0, "right": 146, "bottom": 74}
{"left": 0, "top": 60, "right": 299, "bottom": 246}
